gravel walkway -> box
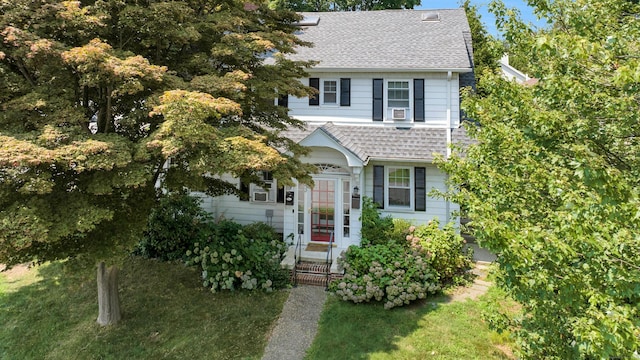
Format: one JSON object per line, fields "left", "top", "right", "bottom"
{"left": 262, "top": 285, "right": 328, "bottom": 360}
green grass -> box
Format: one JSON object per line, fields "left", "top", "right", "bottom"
{"left": 305, "top": 290, "right": 514, "bottom": 360}
{"left": 0, "top": 257, "right": 288, "bottom": 360}
{"left": 1, "top": 258, "right": 515, "bottom": 360}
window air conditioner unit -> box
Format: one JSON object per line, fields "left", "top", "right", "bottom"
{"left": 391, "top": 108, "right": 407, "bottom": 120}
{"left": 253, "top": 191, "right": 269, "bottom": 202}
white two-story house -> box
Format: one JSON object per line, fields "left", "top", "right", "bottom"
{"left": 199, "top": 9, "right": 474, "bottom": 251}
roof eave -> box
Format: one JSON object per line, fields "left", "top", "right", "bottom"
{"left": 307, "top": 67, "right": 473, "bottom": 73}
{"left": 363, "top": 156, "right": 442, "bottom": 166}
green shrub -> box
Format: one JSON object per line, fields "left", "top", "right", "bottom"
{"left": 360, "top": 197, "right": 394, "bottom": 246}
{"left": 330, "top": 243, "right": 440, "bottom": 309}
{"left": 389, "top": 218, "right": 413, "bottom": 244}
{"left": 334, "top": 200, "right": 473, "bottom": 308}
{"left": 135, "top": 192, "right": 212, "bottom": 261}
{"left": 186, "top": 221, "right": 290, "bottom": 292}
{"left": 411, "top": 220, "right": 473, "bottom": 287}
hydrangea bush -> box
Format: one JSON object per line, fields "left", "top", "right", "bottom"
{"left": 330, "top": 197, "right": 473, "bottom": 308}
{"left": 330, "top": 243, "right": 440, "bottom": 309}
{"left": 185, "top": 220, "right": 290, "bottom": 293}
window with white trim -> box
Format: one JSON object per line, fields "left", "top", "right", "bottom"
{"left": 240, "top": 171, "right": 283, "bottom": 203}
{"left": 387, "top": 81, "right": 410, "bottom": 108}
{"left": 251, "top": 171, "right": 275, "bottom": 202}
{"left": 373, "top": 165, "right": 426, "bottom": 211}
{"left": 323, "top": 80, "right": 337, "bottom": 104}
{"left": 387, "top": 167, "right": 411, "bottom": 208}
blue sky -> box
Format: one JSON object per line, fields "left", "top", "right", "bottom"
{"left": 416, "top": 0, "right": 545, "bottom": 37}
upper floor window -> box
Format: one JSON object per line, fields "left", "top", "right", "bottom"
{"left": 323, "top": 80, "right": 337, "bottom": 104}
{"left": 309, "top": 77, "right": 350, "bottom": 107}
{"left": 388, "top": 81, "right": 410, "bottom": 108}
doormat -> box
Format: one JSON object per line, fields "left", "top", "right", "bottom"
{"left": 305, "top": 243, "right": 331, "bottom": 252}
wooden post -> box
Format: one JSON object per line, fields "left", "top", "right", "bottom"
{"left": 97, "top": 262, "right": 121, "bottom": 326}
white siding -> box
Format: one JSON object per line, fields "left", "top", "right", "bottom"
{"left": 288, "top": 72, "right": 460, "bottom": 127}
{"left": 198, "top": 174, "right": 286, "bottom": 233}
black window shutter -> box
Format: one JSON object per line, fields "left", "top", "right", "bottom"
{"left": 277, "top": 186, "right": 285, "bottom": 203}
{"left": 278, "top": 94, "right": 288, "bottom": 107}
{"left": 372, "top": 79, "right": 383, "bottom": 121}
{"left": 415, "top": 167, "right": 426, "bottom": 211}
{"left": 239, "top": 180, "right": 250, "bottom": 202}
{"left": 373, "top": 165, "right": 384, "bottom": 209}
{"left": 309, "top": 78, "right": 320, "bottom": 106}
{"left": 340, "top": 78, "right": 351, "bottom": 106}
{"left": 414, "top": 79, "right": 425, "bottom": 122}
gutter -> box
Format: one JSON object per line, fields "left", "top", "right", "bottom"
{"left": 306, "top": 67, "right": 473, "bottom": 73}
{"left": 363, "top": 157, "right": 442, "bottom": 166}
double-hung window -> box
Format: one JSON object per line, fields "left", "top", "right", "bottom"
{"left": 387, "top": 167, "right": 411, "bottom": 208}
{"left": 323, "top": 80, "right": 337, "bottom": 104}
{"left": 373, "top": 165, "right": 426, "bottom": 211}
{"left": 309, "top": 78, "right": 350, "bottom": 106}
{"left": 387, "top": 81, "right": 410, "bottom": 108}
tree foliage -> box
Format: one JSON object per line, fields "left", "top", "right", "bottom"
{"left": 461, "top": 0, "right": 503, "bottom": 83}
{"left": 438, "top": 0, "right": 640, "bottom": 358}
{"left": 0, "top": 0, "right": 315, "bottom": 268}
{"left": 269, "top": 0, "right": 419, "bottom": 12}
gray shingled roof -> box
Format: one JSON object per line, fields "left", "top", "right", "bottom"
{"left": 287, "top": 9, "right": 473, "bottom": 71}
{"left": 284, "top": 123, "right": 449, "bottom": 163}
{"left": 451, "top": 124, "right": 474, "bottom": 148}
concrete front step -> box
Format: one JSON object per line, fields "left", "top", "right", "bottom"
{"left": 280, "top": 245, "right": 344, "bottom": 273}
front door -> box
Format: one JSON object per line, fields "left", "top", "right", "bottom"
{"left": 311, "top": 179, "right": 335, "bottom": 242}
{"left": 297, "top": 176, "right": 351, "bottom": 247}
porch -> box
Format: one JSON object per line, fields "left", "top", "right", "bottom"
{"left": 280, "top": 242, "right": 345, "bottom": 274}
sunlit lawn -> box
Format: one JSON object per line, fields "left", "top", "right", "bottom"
{"left": 0, "top": 258, "right": 288, "bottom": 360}
{"left": 306, "top": 285, "right": 515, "bottom": 359}
{"left": 1, "top": 257, "right": 515, "bottom": 360}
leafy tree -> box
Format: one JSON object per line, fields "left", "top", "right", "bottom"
{"left": 0, "top": 0, "right": 314, "bottom": 325}
{"left": 438, "top": 0, "right": 640, "bottom": 357}
{"left": 461, "top": 0, "right": 503, "bottom": 83}
{"left": 270, "top": 0, "right": 419, "bottom": 12}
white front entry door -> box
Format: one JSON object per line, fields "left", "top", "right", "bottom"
{"left": 298, "top": 177, "right": 351, "bottom": 247}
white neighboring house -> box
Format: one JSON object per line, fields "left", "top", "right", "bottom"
{"left": 198, "top": 9, "right": 474, "bottom": 252}
{"left": 500, "top": 54, "right": 536, "bottom": 84}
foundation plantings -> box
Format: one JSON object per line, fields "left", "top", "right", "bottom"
{"left": 330, "top": 198, "right": 472, "bottom": 308}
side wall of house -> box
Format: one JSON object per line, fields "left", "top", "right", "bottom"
{"left": 287, "top": 72, "right": 460, "bottom": 128}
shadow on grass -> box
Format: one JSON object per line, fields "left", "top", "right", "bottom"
{"left": 305, "top": 291, "right": 513, "bottom": 360}
{"left": 0, "top": 257, "right": 288, "bottom": 360}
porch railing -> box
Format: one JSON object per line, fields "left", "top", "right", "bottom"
{"left": 292, "top": 233, "right": 302, "bottom": 287}
{"left": 325, "top": 232, "right": 334, "bottom": 290}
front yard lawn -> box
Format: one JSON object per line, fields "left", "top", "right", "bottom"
{"left": 306, "top": 288, "right": 514, "bottom": 359}
{"left": 0, "top": 258, "right": 287, "bottom": 360}
{"left": 1, "top": 257, "right": 514, "bottom": 359}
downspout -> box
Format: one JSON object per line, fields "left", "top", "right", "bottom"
{"left": 446, "top": 71, "right": 452, "bottom": 159}
{"left": 445, "top": 71, "right": 452, "bottom": 224}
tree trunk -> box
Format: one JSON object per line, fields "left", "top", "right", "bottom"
{"left": 97, "top": 262, "right": 121, "bottom": 326}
